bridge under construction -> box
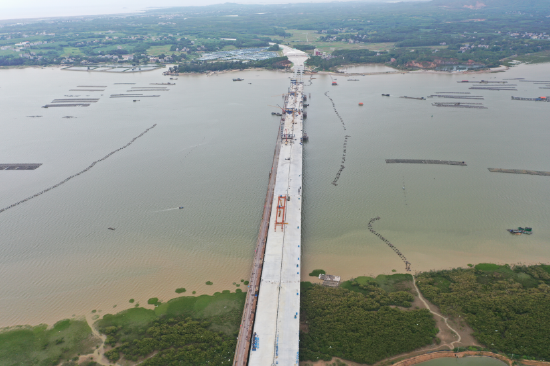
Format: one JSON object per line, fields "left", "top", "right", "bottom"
{"left": 233, "top": 70, "right": 306, "bottom": 366}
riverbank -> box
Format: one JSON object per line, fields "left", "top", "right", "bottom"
{"left": 310, "top": 64, "right": 509, "bottom": 76}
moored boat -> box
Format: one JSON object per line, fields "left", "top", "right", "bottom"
{"left": 507, "top": 227, "right": 533, "bottom": 235}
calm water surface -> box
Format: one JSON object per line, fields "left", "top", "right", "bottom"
{"left": 0, "top": 64, "right": 549, "bottom": 327}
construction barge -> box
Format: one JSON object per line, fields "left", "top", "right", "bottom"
{"left": 386, "top": 159, "right": 466, "bottom": 166}
{"left": 488, "top": 168, "right": 550, "bottom": 176}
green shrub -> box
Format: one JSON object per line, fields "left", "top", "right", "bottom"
{"left": 308, "top": 269, "right": 326, "bottom": 277}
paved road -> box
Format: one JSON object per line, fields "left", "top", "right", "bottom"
{"left": 279, "top": 44, "right": 309, "bottom": 72}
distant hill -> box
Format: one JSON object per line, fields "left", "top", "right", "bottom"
{"left": 429, "top": 0, "right": 550, "bottom": 11}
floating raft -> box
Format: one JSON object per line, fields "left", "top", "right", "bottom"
{"left": 386, "top": 159, "right": 466, "bottom": 166}
{"left": 436, "top": 92, "right": 471, "bottom": 94}
{"left": 110, "top": 95, "right": 160, "bottom": 98}
{"left": 43, "top": 104, "right": 90, "bottom": 107}
{"left": 488, "top": 168, "right": 550, "bottom": 176}
{"left": 428, "top": 95, "right": 484, "bottom": 100}
{"left": 469, "top": 87, "right": 517, "bottom": 91}
{"left": 400, "top": 96, "right": 425, "bottom": 100}
{"left": 434, "top": 102, "right": 483, "bottom": 105}
{"left": 511, "top": 96, "right": 550, "bottom": 102}
{"left": 51, "top": 99, "right": 99, "bottom": 103}
{"left": 432, "top": 103, "right": 487, "bottom": 109}
{"left": 127, "top": 89, "right": 168, "bottom": 92}
{"left": 0, "top": 163, "right": 42, "bottom": 170}
{"left": 458, "top": 81, "right": 508, "bottom": 84}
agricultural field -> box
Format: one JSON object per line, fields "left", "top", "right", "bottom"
{"left": 61, "top": 47, "right": 84, "bottom": 57}
{"left": 147, "top": 45, "right": 173, "bottom": 55}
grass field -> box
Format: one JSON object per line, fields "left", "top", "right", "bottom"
{"left": 147, "top": 45, "right": 172, "bottom": 55}
{"left": 221, "top": 45, "right": 238, "bottom": 51}
{"left": 283, "top": 29, "right": 323, "bottom": 44}
{"left": 62, "top": 47, "right": 84, "bottom": 57}
{"left": 507, "top": 50, "right": 550, "bottom": 64}
{"left": 0, "top": 49, "right": 18, "bottom": 56}
{"left": 0, "top": 319, "right": 100, "bottom": 366}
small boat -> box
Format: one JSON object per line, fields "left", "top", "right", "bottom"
{"left": 271, "top": 112, "right": 282, "bottom": 116}
{"left": 332, "top": 81, "right": 337, "bottom": 86}
{"left": 108, "top": 227, "right": 116, "bottom": 230}
{"left": 179, "top": 207, "right": 184, "bottom": 209}
{"left": 348, "top": 79, "right": 359, "bottom": 81}
{"left": 358, "top": 102, "right": 363, "bottom": 106}
{"left": 507, "top": 227, "right": 532, "bottom": 235}
{"left": 381, "top": 94, "right": 390, "bottom": 97}
{"left": 233, "top": 78, "right": 244, "bottom": 82}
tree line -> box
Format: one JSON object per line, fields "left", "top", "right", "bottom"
{"left": 416, "top": 264, "right": 550, "bottom": 360}
{"left": 299, "top": 282, "right": 438, "bottom": 364}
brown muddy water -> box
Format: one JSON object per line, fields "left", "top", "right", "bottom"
{"left": 0, "top": 64, "right": 549, "bottom": 327}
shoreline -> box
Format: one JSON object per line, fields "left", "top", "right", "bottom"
{"left": 387, "top": 350, "right": 550, "bottom": 366}
{"left": 161, "top": 64, "right": 511, "bottom": 77}
{"left": 0, "top": 61, "right": 510, "bottom": 76}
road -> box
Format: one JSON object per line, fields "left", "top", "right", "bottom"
{"left": 279, "top": 44, "right": 309, "bottom": 71}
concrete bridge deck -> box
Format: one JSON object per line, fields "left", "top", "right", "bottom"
{"left": 234, "top": 78, "right": 304, "bottom": 366}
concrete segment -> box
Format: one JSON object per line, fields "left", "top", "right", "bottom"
{"left": 249, "top": 80, "right": 304, "bottom": 366}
